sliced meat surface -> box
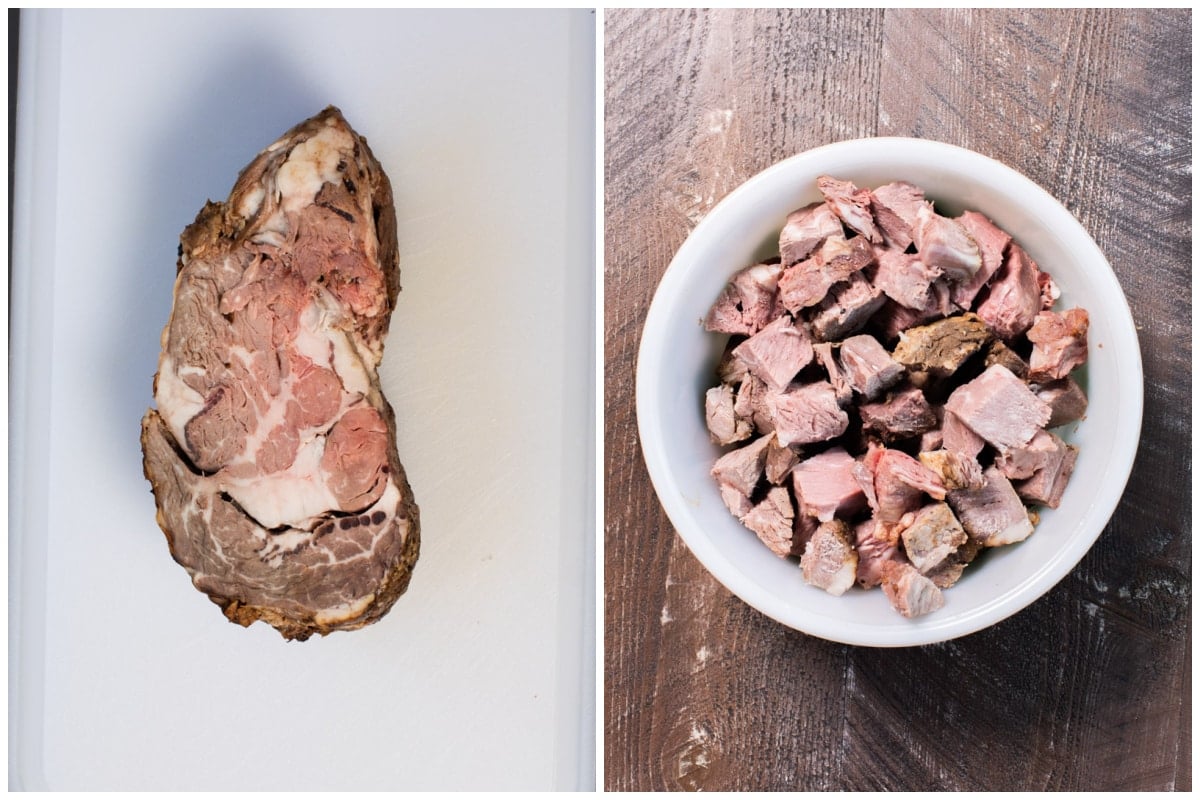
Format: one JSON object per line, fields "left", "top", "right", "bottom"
{"left": 859, "top": 384, "right": 938, "bottom": 441}
{"left": 817, "top": 175, "right": 882, "bottom": 243}
{"left": 945, "top": 364, "right": 1052, "bottom": 451}
{"left": 873, "top": 448, "right": 947, "bottom": 523}
{"left": 913, "top": 203, "right": 982, "bottom": 283}
{"left": 791, "top": 446, "right": 867, "bottom": 522}
{"left": 854, "top": 519, "right": 903, "bottom": 589}
{"left": 947, "top": 466, "right": 1034, "bottom": 546}
{"left": 1016, "top": 443, "right": 1078, "bottom": 509}
{"left": 767, "top": 382, "right": 850, "bottom": 447}
{"left": 1034, "top": 377, "right": 1089, "bottom": 428}
{"left": 870, "top": 181, "right": 926, "bottom": 235}
{"left": 839, "top": 334, "right": 905, "bottom": 400}
{"left": 800, "top": 520, "right": 859, "bottom": 596}
{"left": 872, "top": 247, "right": 939, "bottom": 311}
{"left": 765, "top": 435, "right": 800, "bottom": 485}
{"left": 779, "top": 235, "right": 875, "bottom": 311}
{"left": 940, "top": 407, "right": 987, "bottom": 459}
{"left": 731, "top": 313, "right": 814, "bottom": 390}
{"left": 705, "top": 383, "right": 752, "bottom": 445}
{"left": 779, "top": 201, "right": 844, "bottom": 265}
{"left": 812, "top": 342, "right": 853, "bottom": 406}
{"left": 742, "top": 486, "right": 796, "bottom": 558}
{"left": 880, "top": 561, "right": 945, "bottom": 618}
{"left": 808, "top": 272, "right": 887, "bottom": 342}
{"left": 976, "top": 242, "right": 1041, "bottom": 339}
{"left": 919, "top": 448, "right": 986, "bottom": 491}
{"left": 951, "top": 211, "right": 1012, "bottom": 309}
{"left": 899, "top": 502, "right": 968, "bottom": 574}
{"left": 710, "top": 434, "right": 773, "bottom": 497}
{"left": 1027, "top": 308, "right": 1089, "bottom": 382}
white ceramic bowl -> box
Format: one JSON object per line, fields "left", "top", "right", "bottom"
{"left": 636, "top": 138, "right": 1142, "bottom": 647}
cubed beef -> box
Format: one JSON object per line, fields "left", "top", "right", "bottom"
{"left": 940, "top": 408, "right": 987, "bottom": 459}
{"left": 779, "top": 235, "right": 875, "bottom": 311}
{"left": 872, "top": 247, "right": 940, "bottom": 311}
{"left": 809, "top": 272, "right": 887, "bottom": 341}
{"left": 791, "top": 446, "right": 867, "bottom": 522}
{"left": 874, "top": 279, "right": 954, "bottom": 340}
{"left": 995, "top": 429, "right": 1078, "bottom": 509}
{"left": 899, "top": 502, "right": 968, "bottom": 574}
{"left": 951, "top": 211, "right": 1012, "bottom": 309}
{"left": 859, "top": 384, "right": 938, "bottom": 441}
{"left": 891, "top": 312, "right": 992, "bottom": 378}
{"left": 734, "top": 373, "right": 775, "bottom": 435}
{"left": 1016, "top": 443, "right": 1078, "bottom": 509}
{"left": 946, "top": 364, "right": 1052, "bottom": 451}
{"left": 947, "top": 466, "right": 1034, "bottom": 546}
{"left": 854, "top": 519, "right": 903, "bottom": 589}
{"left": 717, "top": 339, "right": 750, "bottom": 384}
{"left": 800, "top": 519, "right": 859, "bottom": 596}
{"left": 793, "top": 511, "right": 820, "bottom": 556}
{"left": 839, "top": 334, "right": 905, "bottom": 400}
{"left": 731, "top": 314, "right": 814, "bottom": 390}
{"left": 976, "top": 242, "right": 1041, "bottom": 339}
{"left": 779, "top": 202, "right": 844, "bottom": 266}
{"left": 914, "top": 203, "right": 982, "bottom": 283}
{"left": 871, "top": 181, "right": 926, "bottom": 247}
{"left": 1027, "top": 308, "right": 1089, "bottom": 382}
{"left": 1034, "top": 377, "right": 1089, "bottom": 428}
{"left": 767, "top": 382, "right": 850, "bottom": 447}
{"left": 1039, "top": 271, "right": 1061, "bottom": 310}
{"left": 704, "top": 262, "right": 785, "bottom": 336}
{"left": 918, "top": 448, "right": 986, "bottom": 491}
{"left": 742, "top": 486, "right": 796, "bottom": 558}
{"left": 705, "top": 383, "right": 753, "bottom": 445}
{"left": 880, "top": 561, "right": 945, "bottom": 618}
{"left": 873, "top": 448, "right": 947, "bottom": 523}
{"left": 817, "top": 175, "right": 882, "bottom": 243}
{"left": 710, "top": 434, "right": 773, "bottom": 497}
{"left": 765, "top": 435, "right": 800, "bottom": 485}
{"left": 719, "top": 482, "right": 755, "bottom": 519}
{"left": 812, "top": 342, "right": 853, "bottom": 406}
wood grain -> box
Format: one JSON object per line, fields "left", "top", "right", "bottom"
{"left": 603, "top": 8, "right": 1190, "bottom": 791}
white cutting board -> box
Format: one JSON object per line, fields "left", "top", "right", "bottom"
{"left": 9, "top": 9, "right": 596, "bottom": 791}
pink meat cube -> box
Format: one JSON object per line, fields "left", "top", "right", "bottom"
{"left": 976, "top": 242, "right": 1041, "bottom": 339}
{"left": 766, "top": 382, "right": 849, "bottom": 447}
{"left": 705, "top": 262, "right": 785, "bottom": 336}
{"left": 839, "top": 334, "right": 905, "bottom": 400}
{"left": 742, "top": 486, "right": 796, "bottom": 558}
{"left": 951, "top": 211, "right": 1012, "bottom": 309}
{"left": 947, "top": 466, "right": 1034, "bottom": 546}
{"left": 817, "top": 176, "right": 882, "bottom": 243}
{"left": 1027, "top": 308, "right": 1089, "bottom": 382}
{"left": 800, "top": 520, "right": 859, "bottom": 596}
{"left": 731, "top": 314, "right": 814, "bottom": 390}
{"left": 791, "top": 446, "right": 867, "bottom": 522}
{"left": 779, "top": 201, "right": 844, "bottom": 266}
{"left": 945, "top": 364, "right": 1052, "bottom": 451}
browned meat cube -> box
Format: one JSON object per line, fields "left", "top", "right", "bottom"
{"left": 976, "top": 242, "right": 1041, "bottom": 339}
{"left": 859, "top": 384, "right": 938, "bottom": 441}
{"left": 951, "top": 210, "right": 1012, "bottom": 309}
{"left": 913, "top": 203, "right": 982, "bottom": 283}
{"left": 891, "top": 312, "right": 992, "bottom": 378}
{"left": 705, "top": 384, "right": 753, "bottom": 445}
{"left": 1027, "top": 308, "right": 1089, "bottom": 382}
{"left": 766, "top": 382, "right": 849, "bottom": 447}
{"left": 899, "top": 502, "right": 968, "bottom": 574}
{"left": 808, "top": 272, "right": 887, "bottom": 341}
{"left": 873, "top": 448, "right": 947, "bottom": 523}
{"left": 779, "top": 235, "right": 875, "bottom": 311}
{"left": 854, "top": 519, "right": 903, "bottom": 589}
{"left": 791, "top": 446, "right": 867, "bottom": 522}
{"left": 945, "top": 364, "right": 1052, "bottom": 451}
{"left": 779, "top": 201, "right": 844, "bottom": 266}
{"left": 704, "top": 262, "right": 785, "bottom": 336}
{"left": 924, "top": 537, "right": 982, "bottom": 589}
{"left": 800, "top": 519, "right": 859, "bottom": 596}
{"left": 919, "top": 448, "right": 986, "bottom": 491}
{"left": 839, "top": 334, "right": 905, "bottom": 400}
{"left": 793, "top": 511, "right": 820, "bottom": 556}
{"left": 983, "top": 339, "right": 1030, "bottom": 379}
{"left": 947, "top": 466, "right": 1034, "bottom": 546}
{"left": 742, "top": 486, "right": 796, "bottom": 558}
{"left": 872, "top": 247, "right": 939, "bottom": 311}
{"left": 880, "top": 561, "right": 945, "bottom": 618}
{"left": 817, "top": 175, "right": 882, "bottom": 243}
{"left": 731, "top": 314, "right": 814, "bottom": 390}
{"left": 1034, "top": 377, "right": 1089, "bottom": 428}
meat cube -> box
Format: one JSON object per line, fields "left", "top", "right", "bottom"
{"left": 976, "top": 242, "right": 1041, "bottom": 339}
{"left": 919, "top": 448, "right": 986, "bottom": 491}
{"left": 946, "top": 364, "right": 1052, "bottom": 451}
{"left": 872, "top": 247, "right": 940, "bottom": 311}
{"left": 812, "top": 342, "right": 853, "bottom": 406}
{"left": 859, "top": 384, "right": 938, "bottom": 441}
{"left": 1027, "top": 308, "right": 1089, "bottom": 382}
{"left": 705, "top": 384, "right": 752, "bottom": 445}
{"left": 941, "top": 408, "right": 987, "bottom": 459}
{"left": 1034, "top": 377, "right": 1089, "bottom": 428}
{"left": 808, "top": 272, "right": 887, "bottom": 341}
{"left": 817, "top": 175, "right": 882, "bottom": 243}
{"left": 924, "top": 537, "right": 982, "bottom": 589}
{"left": 779, "top": 202, "right": 844, "bottom": 266}
{"left": 913, "top": 203, "right": 982, "bottom": 283}
{"left": 710, "top": 434, "right": 773, "bottom": 497}
{"left": 899, "top": 502, "right": 968, "bottom": 574}
{"left": 983, "top": 339, "right": 1030, "bottom": 379}
{"left": 1016, "top": 443, "right": 1078, "bottom": 509}
{"left": 704, "top": 262, "right": 785, "bottom": 336}
{"left": 874, "top": 280, "right": 954, "bottom": 340}
{"left": 778, "top": 235, "right": 875, "bottom": 311}
{"left": 791, "top": 446, "right": 867, "bottom": 522}
{"left": 947, "top": 466, "right": 1034, "bottom": 546}
{"left": 839, "top": 334, "right": 905, "bottom": 400}
{"left": 951, "top": 211, "right": 1012, "bottom": 309}
{"left": 764, "top": 435, "right": 800, "bottom": 485}
{"left": 742, "top": 486, "right": 796, "bottom": 558}
{"left": 766, "top": 382, "right": 849, "bottom": 447}
{"left": 995, "top": 429, "right": 1078, "bottom": 509}
{"left": 719, "top": 483, "right": 754, "bottom": 519}
{"left": 880, "top": 561, "right": 945, "bottom": 618}
{"left": 793, "top": 511, "right": 820, "bottom": 556}
{"left": 918, "top": 426, "right": 944, "bottom": 453}
{"left": 891, "top": 312, "right": 992, "bottom": 378}
{"left": 800, "top": 519, "right": 859, "bottom": 596}
{"left": 734, "top": 373, "right": 774, "bottom": 434}
{"left": 731, "top": 314, "right": 814, "bottom": 390}
{"left": 854, "top": 519, "right": 903, "bottom": 589}
{"left": 717, "top": 339, "right": 750, "bottom": 385}
{"left": 871, "top": 181, "right": 928, "bottom": 252}
{"left": 873, "top": 448, "right": 947, "bottom": 523}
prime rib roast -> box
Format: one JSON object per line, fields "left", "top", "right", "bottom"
{"left": 141, "top": 107, "right": 420, "bottom": 640}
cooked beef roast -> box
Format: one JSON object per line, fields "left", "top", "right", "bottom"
{"left": 700, "top": 175, "right": 1091, "bottom": 618}
{"left": 141, "top": 107, "right": 420, "bottom": 640}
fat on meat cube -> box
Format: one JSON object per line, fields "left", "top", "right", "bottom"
{"left": 742, "top": 486, "right": 796, "bottom": 558}
{"left": 780, "top": 202, "right": 844, "bottom": 266}
{"left": 946, "top": 364, "right": 1052, "bottom": 451}
{"left": 817, "top": 175, "right": 882, "bottom": 243}
{"left": 1034, "top": 377, "right": 1089, "bottom": 428}
{"left": 880, "top": 561, "right": 945, "bottom": 618}
{"left": 705, "top": 384, "right": 753, "bottom": 445}
{"left": 859, "top": 384, "right": 938, "bottom": 442}
{"left": 711, "top": 434, "right": 773, "bottom": 498}
{"left": 872, "top": 247, "right": 940, "bottom": 311}
{"left": 765, "top": 435, "right": 800, "bottom": 485}
{"left": 800, "top": 519, "right": 859, "bottom": 596}
{"left": 704, "top": 262, "right": 785, "bottom": 336}
{"left": 899, "top": 502, "right": 968, "bottom": 574}
{"left": 951, "top": 211, "right": 1012, "bottom": 309}
{"left": 947, "top": 465, "right": 1034, "bottom": 546}
{"left": 873, "top": 448, "right": 946, "bottom": 523}
{"left": 1016, "top": 442, "right": 1078, "bottom": 509}
{"left": 779, "top": 235, "right": 875, "bottom": 312}
{"left": 731, "top": 314, "right": 814, "bottom": 390}
{"left": 791, "top": 446, "right": 867, "bottom": 522}
{"left": 891, "top": 312, "right": 992, "bottom": 378}
{"left": 913, "top": 203, "right": 982, "bottom": 283}
{"left": 809, "top": 272, "right": 887, "bottom": 341}
{"left": 839, "top": 334, "right": 905, "bottom": 400}
{"left": 854, "top": 519, "right": 903, "bottom": 589}
{"left": 976, "top": 242, "right": 1041, "bottom": 339}
{"left": 766, "top": 381, "right": 849, "bottom": 447}
{"left": 919, "top": 448, "right": 986, "bottom": 491}
{"left": 870, "top": 181, "right": 926, "bottom": 247}
{"left": 941, "top": 408, "right": 987, "bottom": 459}
{"left": 812, "top": 342, "right": 853, "bottom": 406}
{"left": 1027, "top": 308, "right": 1089, "bottom": 382}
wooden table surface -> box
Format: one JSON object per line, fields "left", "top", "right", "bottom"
{"left": 603, "top": 9, "right": 1190, "bottom": 791}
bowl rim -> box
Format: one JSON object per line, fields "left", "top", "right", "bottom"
{"left": 635, "top": 136, "right": 1143, "bottom": 647}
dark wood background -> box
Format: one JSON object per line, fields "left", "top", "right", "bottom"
{"left": 604, "top": 8, "right": 1190, "bottom": 791}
